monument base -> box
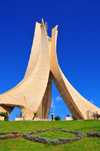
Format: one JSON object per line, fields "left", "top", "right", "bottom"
{"left": 0, "top": 116, "right": 4, "bottom": 121}
{"left": 66, "top": 117, "right": 73, "bottom": 121}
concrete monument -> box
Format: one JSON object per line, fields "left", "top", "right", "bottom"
{"left": 0, "top": 19, "right": 100, "bottom": 120}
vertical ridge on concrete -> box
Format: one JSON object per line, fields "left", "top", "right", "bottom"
{"left": 0, "top": 19, "right": 100, "bottom": 120}
{"left": 50, "top": 25, "right": 100, "bottom": 119}
{"left": 38, "top": 73, "right": 52, "bottom": 119}
{"left": 0, "top": 20, "right": 50, "bottom": 119}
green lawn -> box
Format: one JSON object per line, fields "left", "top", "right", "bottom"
{"left": 0, "top": 120, "right": 100, "bottom": 151}
{"left": 32, "top": 130, "right": 75, "bottom": 139}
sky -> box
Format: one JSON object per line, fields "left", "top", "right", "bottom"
{"left": 0, "top": 0, "right": 100, "bottom": 120}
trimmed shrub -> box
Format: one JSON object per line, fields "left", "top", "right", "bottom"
{"left": 0, "top": 131, "right": 22, "bottom": 140}
{"left": 23, "top": 128, "right": 85, "bottom": 145}
{"left": 0, "top": 112, "right": 9, "bottom": 121}
{"left": 72, "top": 115, "right": 77, "bottom": 120}
{"left": 54, "top": 116, "right": 61, "bottom": 120}
{"left": 87, "top": 131, "right": 100, "bottom": 137}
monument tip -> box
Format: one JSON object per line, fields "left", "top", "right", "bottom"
{"left": 41, "top": 18, "right": 44, "bottom": 25}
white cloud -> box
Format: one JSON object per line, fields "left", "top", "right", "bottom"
{"left": 52, "top": 104, "right": 57, "bottom": 109}
{"left": 51, "top": 98, "right": 57, "bottom": 108}
{"left": 51, "top": 98, "right": 54, "bottom": 107}
{"left": 56, "top": 96, "right": 62, "bottom": 101}
{"left": 90, "top": 100, "right": 94, "bottom": 104}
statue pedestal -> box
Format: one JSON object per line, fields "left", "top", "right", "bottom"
{"left": 0, "top": 116, "right": 4, "bottom": 121}
{"left": 66, "top": 117, "right": 73, "bottom": 121}
{"left": 15, "top": 117, "right": 23, "bottom": 121}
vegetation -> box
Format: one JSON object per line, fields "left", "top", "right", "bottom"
{"left": 54, "top": 116, "right": 61, "bottom": 120}
{"left": 0, "top": 112, "right": 9, "bottom": 121}
{"left": 72, "top": 115, "right": 77, "bottom": 120}
{"left": 0, "top": 120, "right": 100, "bottom": 150}
{"left": 23, "top": 129, "right": 85, "bottom": 145}
{"left": 32, "top": 130, "right": 74, "bottom": 139}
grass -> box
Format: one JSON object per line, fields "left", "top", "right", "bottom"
{"left": 0, "top": 120, "right": 100, "bottom": 151}
{"left": 32, "top": 130, "right": 75, "bottom": 139}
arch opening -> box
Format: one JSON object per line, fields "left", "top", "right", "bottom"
{"left": 49, "top": 80, "right": 72, "bottom": 120}
{"left": 9, "top": 107, "right": 21, "bottom": 121}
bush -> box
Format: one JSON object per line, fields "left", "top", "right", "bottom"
{"left": 0, "top": 112, "right": 9, "bottom": 121}
{"left": 72, "top": 115, "right": 77, "bottom": 120}
{"left": 54, "top": 116, "right": 61, "bottom": 120}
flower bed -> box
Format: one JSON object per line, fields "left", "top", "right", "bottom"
{"left": 0, "top": 131, "right": 22, "bottom": 140}
{"left": 87, "top": 131, "right": 100, "bottom": 137}
{"left": 23, "top": 128, "right": 85, "bottom": 145}
{"left": 2, "top": 129, "right": 100, "bottom": 145}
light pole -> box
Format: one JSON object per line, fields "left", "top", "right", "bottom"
{"left": 52, "top": 112, "right": 53, "bottom": 121}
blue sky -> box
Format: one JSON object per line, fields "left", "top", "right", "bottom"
{"left": 0, "top": 0, "right": 100, "bottom": 120}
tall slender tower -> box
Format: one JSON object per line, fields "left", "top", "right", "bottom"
{"left": 0, "top": 19, "right": 100, "bottom": 120}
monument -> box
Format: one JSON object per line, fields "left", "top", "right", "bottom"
{"left": 0, "top": 19, "right": 100, "bottom": 120}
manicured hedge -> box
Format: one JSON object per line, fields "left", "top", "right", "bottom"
{"left": 0, "top": 131, "right": 22, "bottom": 140}
{"left": 1, "top": 129, "right": 100, "bottom": 145}
{"left": 0, "top": 112, "right": 9, "bottom": 121}
{"left": 23, "top": 128, "right": 86, "bottom": 145}
{"left": 87, "top": 131, "right": 100, "bottom": 137}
